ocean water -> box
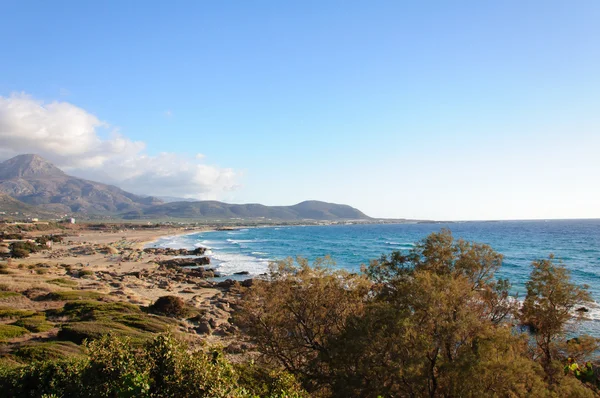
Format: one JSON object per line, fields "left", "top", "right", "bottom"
{"left": 149, "top": 220, "right": 600, "bottom": 332}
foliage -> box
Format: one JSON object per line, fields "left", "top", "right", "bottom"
{"left": 41, "top": 290, "right": 107, "bottom": 301}
{"left": 53, "top": 300, "right": 174, "bottom": 344}
{"left": 519, "top": 256, "right": 595, "bottom": 371}
{"left": 236, "top": 256, "right": 370, "bottom": 390}
{"left": 13, "top": 314, "right": 54, "bottom": 333}
{"left": 47, "top": 278, "right": 78, "bottom": 288}
{"left": 0, "top": 324, "right": 30, "bottom": 341}
{"left": 238, "top": 230, "right": 598, "bottom": 397}
{"left": 10, "top": 241, "right": 40, "bottom": 258}
{"left": 149, "top": 295, "right": 188, "bottom": 318}
{"left": 0, "top": 333, "right": 306, "bottom": 397}
{"left": 0, "top": 307, "right": 36, "bottom": 319}
{"left": 13, "top": 341, "right": 84, "bottom": 362}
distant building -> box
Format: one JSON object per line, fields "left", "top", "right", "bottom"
{"left": 69, "top": 218, "right": 76, "bottom": 224}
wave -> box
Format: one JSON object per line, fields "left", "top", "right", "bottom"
{"left": 210, "top": 252, "right": 270, "bottom": 276}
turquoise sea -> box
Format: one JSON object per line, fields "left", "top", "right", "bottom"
{"left": 150, "top": 220, "right": 600, "bottom": 330}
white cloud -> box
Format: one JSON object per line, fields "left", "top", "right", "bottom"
{"left": 0, "top": 93, "right": 240, "bottom": 199}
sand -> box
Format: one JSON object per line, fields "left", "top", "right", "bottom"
{"left": 2, "top": 225, "right": 239, "bottom": 346}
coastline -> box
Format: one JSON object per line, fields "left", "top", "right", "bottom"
{"left": 0, "top": 225, "right": 242, "bottom": 347}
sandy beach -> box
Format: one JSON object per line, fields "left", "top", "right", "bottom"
{"left": 1, "top": 225, "right": 243, "bottom": 347}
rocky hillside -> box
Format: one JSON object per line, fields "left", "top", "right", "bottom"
{"left": 0, "top": 155, "right": 372, "bottom": 221}
{"left": 122, "top": 200, "right": 371, "bottom": 220}
{"left": 0, "top": 155, "right": 163, "bottom": 215}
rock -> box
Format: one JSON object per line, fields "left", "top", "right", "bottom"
{"left": 216, "top": 279, "right": 236, "bottom": 289}
{"left": 233, "top": 271, "right": 250, "bottom": 275}
{"left": 208, "top": 318, "right": 218, "bottom": 328}
{"left": 144, "top": 247, "right": 207, "bottom": 256}
{"left": 157, "top": 257, "right": 210, "bottom": 268}
{"left": 225, "top": 342, "right": 244, "bottom": 354}
{"left": 195, "top": 280, "right": 213, "bottom": 288}
{"left": 179, "top": 288, "right": 195, "bottom": 294}
{"left": 576, "top": 307, "right": 590, "bottom": 313}
{"left": 196, "top": 321, "right": 212, "bottom": 335}
{"left": 241, "top": 279, "right": 254, "bottom": 288}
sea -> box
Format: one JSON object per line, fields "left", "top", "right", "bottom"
{"left": 149, "top": 219, "right": 600, "bottom": 334}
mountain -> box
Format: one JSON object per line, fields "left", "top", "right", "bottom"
{"left": 0, "top": 154, "right": 163, "bottom": 215}
{"left": 0, "top": 193, "right": 58, "bottom": 218}
{"left": 0, "top": 155, "right": 372, "bottom": 221}
{"left": 122, "top": 200, "right": 371, "bottom": 221}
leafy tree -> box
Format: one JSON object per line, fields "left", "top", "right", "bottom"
{"left": 519, "top": 256, "right": 597, "bottom": 375}
{"left": 236, "top": 256, "right": 370, "bottom": 393}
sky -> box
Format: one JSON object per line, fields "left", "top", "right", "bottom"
{"left": 0, "top": 1, "right": 599, "bottom": 221}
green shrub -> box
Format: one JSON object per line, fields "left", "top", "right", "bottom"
{"left": 47, "top": 278, "right": 78, "bottom": 288}
{"left": 149, "top": 295, "right": 188, "bottom": 318}
{"left": 0, "top": 308, "right": 36, "bottom": 319}
{"left": 0, "top": 358, "right": 86, "bottom": 397}
{"left": 13, "top": 341, "right": 83, "bottom": 362}
{"left": 13, "top": 314, "right": 53, "bottom": 333}
{"left": 0, "top": 291, "right": 21, "bottom": 299}
{"left": 120, "top": 315, "right": 173, "bottom": 333}
{"left": 40, "top": 290, "right": 107, "bottom": 301}
{"left": 57, "top": 321, "right": 144, "bottom": 344}
{"left": 0, "top": 325, "right": 29, "bottom": 340}
{"left": 78, "top": 270, "right": 94, "bottom": 278}
{"left": 10, "top": 248, "right": 29, "bottom": 258}
{"left": 61, "top": 300, "right": 142, "bottom": 320}
{"left": 0, "top": 334, "right": 307, "bottom": 397}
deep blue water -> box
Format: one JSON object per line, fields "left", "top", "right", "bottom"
{"left": 150, "top": 220, "right": 600, "bottom": 329}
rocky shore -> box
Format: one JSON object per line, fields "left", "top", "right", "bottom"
{"left": 0, "top": 226, "right": 255, "bottom": 359}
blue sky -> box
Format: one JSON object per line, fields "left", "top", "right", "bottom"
{"left": 1, "top": 1, "right": 599, "bottom": 220}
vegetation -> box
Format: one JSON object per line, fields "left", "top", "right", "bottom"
{"left": 0, "top": 230, "right": 596, "bottom": 397}
{"left": 0, "top": 334, "right": 305, "bottom": 397}
{"left": 9, "top": 241, "right": 41, "bottom": 258}
{"left": 149, "top": 295, "right": 188, "bottom": 318}
{"left": 0, "top": 325, "right": 30, "bottom": 341}
{"left": 13, "top": 313, "right": 54, "bottom": 333}
{"left": 237, "top": 230, "right": 599, "bottom": 397}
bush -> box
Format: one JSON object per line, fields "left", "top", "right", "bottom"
{"left": 13, "top": 341, "right": 83, "bottom": 362}
{"left": 47, "top": 278, "right": 78, "bottom": 288}
{"left": 149, "top": 296, "right": 188, "bottom": 318}
{"left": 57, "top": 321, "right": 144, "bottom": 344}
{"left": 13, "top": 314, "right": 53, "bottom": 333}
{"left": 0, "top": 308, "right": 36, "bottom": 319}
{"left": 0, "top": 334, "right": 306, "bottom": 397}
{"left": 10, "top": 241, "right": 40, "bottom": 258}
{"left": 40, "top": 290, "right": 107, "bottom": 301}
{"left": 0, "top": 325, "right": 29, "bottom": 341}
{"left": 10, "top": 248, "right": 29, "bottom": 258}
{"left": 0, "top": 291, "right": 21, "bottom": 299}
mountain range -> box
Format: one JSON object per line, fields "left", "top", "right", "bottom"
{"left": 0, "top": 154, "right": 371, "bottom": 221}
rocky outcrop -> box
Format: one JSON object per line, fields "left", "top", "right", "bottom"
{"left": 143, "top": 247, "right": 206, "bottom": 256}
{"left": 157, "top": 257, "right": 210, "bottom": 268}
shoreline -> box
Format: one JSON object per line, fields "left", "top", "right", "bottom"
{"left": 0, "top": 225, "right": 244, "bottom": 347}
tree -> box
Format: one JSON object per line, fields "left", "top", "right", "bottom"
{"left": 519, "top": 256, "right": 597, "bottom": 374}
{"left": 236, "top": 256, "right": 370, "bottom": 394}
{"left": 327, "top": 230, "right": 531, "bottom": 397}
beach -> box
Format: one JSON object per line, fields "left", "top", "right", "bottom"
{"left": 0, "top": 224, "right": 243, "bottom": 348}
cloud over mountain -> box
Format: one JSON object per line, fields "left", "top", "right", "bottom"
{"left": 0, "top": 93, "right": 239, "bottom": 199}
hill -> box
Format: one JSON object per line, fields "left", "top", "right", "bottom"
{"left": 0, "top": 193, "right": 58, "bottom": 218}
{"left": 122, "top": 200, "right": 371, "bottom": 221}
{"left": 0, "top": 155, "right": 372, "bottom": 221}
{"left": 0, "top": 154, "right": 163, "bottom": 215}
